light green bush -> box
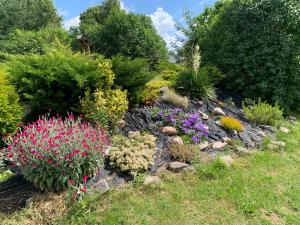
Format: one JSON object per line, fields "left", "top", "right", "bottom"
{"left": 109, "top": 132, "right": 157, "bottom": 176}
{"left": 0, "top": 69, "right": 23, "bottom": 136}
{"left": 243, "top": 99, "right": 283, "bottom": 126}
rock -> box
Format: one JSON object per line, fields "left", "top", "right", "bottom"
{"left": 267, "top": 144, "right": 280, "bottom": 151}
{"left": 198, "top": 101, "right": 204, "bottom": 105}
{"left": 117, "top": 119, "right": 126, "bottom": 128}
{"left": 222, "top": 137, "right": 231, "bottom": 143}
{"left": 88, "top": 180, "right": 109, "bottom": 194}
{"left": 109, "top": 176, "right": 126, "bottom": 188}
{"left": 235, "top": 146, "right": 256, "bottom": 156}
{"left": 159, "top": 86, "right": 169, "bottom": 93}
{"left": 270, "top": 140, "right": 286, "bottom": 147}
{"left": 168, "top": 162, "right": 194, "bottom": 173}
{"left": 215, "top": 121, "right": 222, "bottom": 126}
{"left": 239, "top": 131, "right": 256, "bottom": 148}
{"left": 257, "top": 130, "right": 266, "bottom": 137}
{"left": 182, "top": 166, "right": 196, "bottom": 172}
{"left": 162, "top": 126, "right": 177, "bottom": 136}
{"left": 169, "top": 136, "right": 184, "bottom": 145}
{"left": 199, "top": 141, "right": 209, "bottom": 150}
{"left": 212, "top": 107, "right": 226, "bottom": 116}
{"left": 220, "top": 156, "right": 234, "bottom": 167}
{"left": 143, "top": 176, "right": 162, "bottom": 186}
{"left": 279, "top": 127, "right": 290, "bottom": 134}
{"left": 259, "top": 125, "right": 276, "bottom": 133}
{"left": 287, "top": 116, "right": 297, "bottom": 122}
{"left": 199, "top": 111, "right": 209, "bottom": 120}
{"left": 26, "top": 197, "right": 34, "bottom": 207}
{"left": 212, "top": 141, "right": 228, "bottom": 150}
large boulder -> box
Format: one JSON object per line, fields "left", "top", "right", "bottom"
{"left": 162, "top": 126, "right": 177, "bottom": 136}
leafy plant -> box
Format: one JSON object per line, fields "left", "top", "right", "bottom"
{"left": 109, "top": 132, "right": 157, "bottom": 176}
{"left": 220, "top": 116, "right": 244, "bottom": 132}
{"left": 5, "top": 46, "right": 115, "bottom": 119}
{"left": 4, "top": 115, "right": 109, "bottom": 191}
{"left": 80, "top": 88, "right": 128, "bottom": 129}
{"left": 140, "top": 79, "right": 172, "bottom": 103}
{"left": 196, "top": 159, "right": 228, "bottom": 180}
{"left": 168, "top": 144, "right": 197, "bottom": 163}
{"left": 0, "top": 69, "right": 23, "bottom": 136}
{"left": 243, "top": 100, "right": 283, "bottom": 126}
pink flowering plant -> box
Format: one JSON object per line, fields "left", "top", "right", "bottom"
{"left": 3, "top": 114, "right": 110, "bottom": 191}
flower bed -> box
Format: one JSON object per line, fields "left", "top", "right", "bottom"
{"left": 151, "top": 107, "right": 209, "bottom": 144}
{"left": 4, "top": 114, "right": 110, "bottom": 191}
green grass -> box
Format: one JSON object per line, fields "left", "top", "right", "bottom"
{"left": 1, "top": 121, "right": 300, "bottom": 225}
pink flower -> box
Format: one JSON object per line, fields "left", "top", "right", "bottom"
{"left": 83, "top": 176, "right": 88, "bottom": 183}
{"left": 80, "top": 186, "right": 87, "bottom": 193}
{"left": 81, "top": 151, "right": 87, "bottom": 157}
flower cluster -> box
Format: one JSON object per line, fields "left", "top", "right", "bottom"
{"left": 4, "top": 114, "right": 110, "bottom": 191}
{"left": 152, "top": 107, "right": 209, "bottom": 144}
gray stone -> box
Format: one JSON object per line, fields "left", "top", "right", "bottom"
{"left": 199, "top": 111, "right": 209, "bottom": 120}
{"left": 143, "top": 175, "right": 162, "bottom": 186}
{"left": 270, "top": 140, "right": 286, "bottom": 147}
{"left": 287, "top": 116, "right": 297, "bottom": 122}
{"left": 259, "top": 125, "right": 276, "bottom": 133}
{"left": 279, "top": 127, "right": 290, "bottom": 134}
{"left": 220, "top": 156, "right": 234, "bottom": 167}
{"left": 215, "top": 121, "right": 222, "bottom": 126}
{"left": 212, "top": 141, "right": 228, "bottom": 150}
{"left": 118, "top": 119, "right": 126, "bottom": 128}
{"left": 159, "top": 86, "right": 169, "bottom": 93}
{"left": 88, "top": 180, "right": 109, "bottom": 194}
{"left": 213, "top": 107, "right": 226, "bottom": 116}
{"left": 199, "top": 141, "right": 209, "bottom": 150}
{"left": 239, "top": 131, "right": 255, "bottom": 148}
{"left": 162, "top": 126, "right": 177, "bottom": 136}
{"left": 267, "top": 144, "right": 280, "bottom": 151}
{"left": 169, "top": 136, "right": 184, "bottom": 145}
{"left": 168, "top": 161, "right": 194, "bottom": 173}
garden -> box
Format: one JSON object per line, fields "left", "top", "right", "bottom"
{"left": 0, "top": 0, "right": 299, "bottom": 224}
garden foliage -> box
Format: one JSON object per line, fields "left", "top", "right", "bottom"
{"left": 5, "top": 47, "right": 115, "bottom": 118}
{"left": 159, "top": 90, "right": 189, "bottom": 109}
{"left": 168, "top": 144, "right": 197, "bottom": 163}
{"left": 4, "top": 115, "right": 109, "bottom": 191}
{"left": 0, "top": 69, "right": 23, "bottom": 136}
{"left": 140, "top": 79, "right": 172, "bottom": 103}
{"left": 243, "top": 100, "right": 283, "bottom": 126}
{"left": 109, "top": 132, "right": 156, "bottom": 176}
{"left": 220, "top": 116, "right": 244, "bottom": 132}
{"left": 182, "top": 0, "right": 300, "bottom": 110}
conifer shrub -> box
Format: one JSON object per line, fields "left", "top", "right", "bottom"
{"left": 0, "top": 69, "right": 23, "bottom": 136}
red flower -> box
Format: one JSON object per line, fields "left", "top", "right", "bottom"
{"left": 83, "top": 176, "right": 88, "bottom": 183}
{"left": 81, "top": 151, "right": 87, "bottom": 157}
{"left": 80, "top": 186, "right": 87, "bottom": 193}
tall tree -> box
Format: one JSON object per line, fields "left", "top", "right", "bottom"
{"left": 0, "top": 0, "right": 61, "bottom": 37}
{"left": 79, "top": 0, "right": 167, "bottom": 64}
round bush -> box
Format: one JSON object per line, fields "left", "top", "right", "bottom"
{"left": 4, "top": 115, "right": 109, "bottom": 191}
{"left": 220, "top": 116, "right": 244, "bottom": 132}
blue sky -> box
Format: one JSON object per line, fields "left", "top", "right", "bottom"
{"left": 54, "top": 0, "right": 218, "bottom": 48}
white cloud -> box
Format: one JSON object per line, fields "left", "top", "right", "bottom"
{"left": 64, "top": 16, "right": 80, "bottom": 30}
{"left": 120, "top": 0, "right": 134, "bottom": 13}
{"left": 150, "top": 7, "right": 180, "bottom": 49}
{"left": 58, "top": 8, "right": 70, "bottom": 17}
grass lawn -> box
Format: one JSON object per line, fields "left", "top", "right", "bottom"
{"left": 1, "top": 121, "right": 300, "bottom": 225}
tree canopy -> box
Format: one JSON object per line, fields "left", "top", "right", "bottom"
{"left": 182, "top": 0, "right": 300, "bottom": 111}
{"left": 0, "top": 0, "right": 61, "bottom": 37}
{"left": 78, "top": 0, "right": 167, "bottom": 64}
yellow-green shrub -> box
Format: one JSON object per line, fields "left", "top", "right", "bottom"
{"left": 109, "top": 132, "right": 157, "bottom": 176}
{"left": 141, "top": 79, "right": 172, "bottom": 103}
{"left": 0, "top": 69, "right": 23, "bottom": 136}
{"left": 80, "top": 88, "right": 128, "bottom": 128}
{"left": 169, "top": 144, "right": 197, "bottom": 163}
{"left": 220, "top": 116, "right": 244, "bottom": 132}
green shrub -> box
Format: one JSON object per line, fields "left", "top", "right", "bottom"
{"left": 196, "top": 159, "right": 228, "bottom": 180}
{"left": 243, "top": 99, "right": 283, "bottom": 126}
{"left": 80, "top": 88, "right": 128, "bottom": 129}
{"left": 175, "top": 66, "right": 223, "bottom": 100}
{"left": 183, "top": 0, "right": 300, "bottom": 111}
{"left": 168, "top": 144, "right": 197, "bottom": 163}
{"left": 140, "top": 79, "right": 172, "bottom": 103}
{"left": 109, "top": 132, "right": 157, "bottom": 176}
{"left": 112, "top": 55, "right": 155, "bottom": 104}
{"left": 0, "top": 69, "right": 23, "bottom": 136}
{"left": 5, "top": 46, "right": 115, "bottom": 119}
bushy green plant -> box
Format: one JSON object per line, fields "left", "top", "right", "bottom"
{"left": 168, "top": 144, "right": 197, "bottom": 163}
{"left": 140, "top": 79, "right": 172, "bottom": 103}
{"left": 175, "top": 67, "right": 220, "bottom": 100}
{"left": 243, "top": 100, "right": 283, "bottom": 126}
{"left": 0, "top": 69, "right": 23, "bottom": 136}
{"left": 109, "top": 132, "right": 157, "bottom": 176}
{"left": 4, "top": 115, "right": 110, "bottom": 191}
{"left": 183, "top": 0, "right": 300, "bottom": 111}
{"left": 5, "top": 46, "right": 115, "bottom": 118}
{"left": 80, "top": 88, "right": 128, "bottom": 129}
{"left": 112, "top": 55, "right": 155, "bottom": 104}
{"left": 196, "top": 159, "right": 228, "bottom": 180}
